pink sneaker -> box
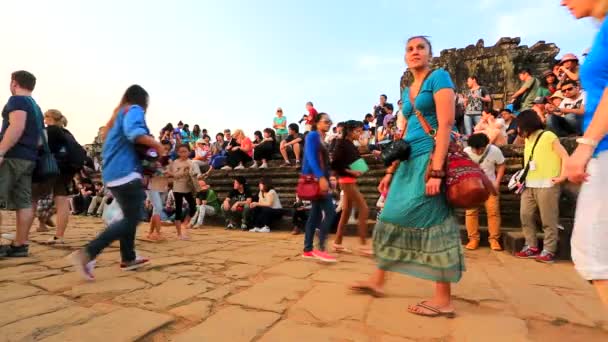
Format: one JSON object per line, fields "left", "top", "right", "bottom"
{"left": 312, "top": 250, "right": 337, "bottom": 263}
{"left": 302, "top": 251, "right": 315, "bottom": 259}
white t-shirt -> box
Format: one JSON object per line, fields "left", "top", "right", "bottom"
{"left": 559, "top": 91, "right": 586, "bottom": 111}
{"left": 464, "top": 145, "right": 505, "bottom": 182}
{"left": 259, "top": 189, "right": 282, "bottom": 209}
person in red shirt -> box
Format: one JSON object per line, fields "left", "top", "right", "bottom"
{"left": 304, "top": 101, "right": 318, "bottom": 131}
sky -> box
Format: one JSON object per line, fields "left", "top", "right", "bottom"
{"left": 0, "top": 0, "right": 599, "bottom": 144}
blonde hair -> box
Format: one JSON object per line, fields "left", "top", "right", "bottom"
{"left": 233, "top": 129, "right": 245, "bottom": 140}
{"left": 44, "top": 109, "right": 67, "bottom": 128}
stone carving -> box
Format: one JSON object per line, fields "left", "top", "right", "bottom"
{"left": 400, "top": 37, "right": 560, "bottom": 107}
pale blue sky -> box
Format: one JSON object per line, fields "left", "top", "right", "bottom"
{"left": 0, "top": 0, "right": 598, "bottom": 143}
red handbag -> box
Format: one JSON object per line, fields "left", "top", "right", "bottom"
{"left": 415, "top": 110, "right": 496, "bottom": 208}
{"left": 296, "top": 175, "right": 323, "bottom": 201}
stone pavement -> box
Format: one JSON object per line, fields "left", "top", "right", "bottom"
{"left": 0, "top": 212, "right": 607, "bottom": 342}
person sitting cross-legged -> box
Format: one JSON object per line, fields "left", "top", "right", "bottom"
{"left": 463, "top": 133, "right": 506, "bottom": 251}
{"left": 249, "top": 178, "right": 283, "bottom": 233}
{"left": 221, "top": 176, "right": 253, "bottom": 230}
{"left": 280, "top": 123, "right": 303, "bottom": 167}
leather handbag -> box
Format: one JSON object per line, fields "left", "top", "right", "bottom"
{"left": 380, "top": 139, "right": 411, "bottom": 166}
{"left": 30, "top": 98, "right": 60, "bottom": 183}
{"left": 415, "top": 110, "right": 496, "bottom": 208}
{"left": 296, "top": 142, "right": 326, "bottom": 201}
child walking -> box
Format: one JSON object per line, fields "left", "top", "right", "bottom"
{"left": 166, "top": 144, "right": 197, "bottom": 240}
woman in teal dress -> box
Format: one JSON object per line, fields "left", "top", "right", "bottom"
{"left": 351, "top": 36, "right": 464, "bottom": 318}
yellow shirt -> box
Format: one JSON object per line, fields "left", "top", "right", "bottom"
{"left": 524, "top": 130, "right": 561, "bottom": 188}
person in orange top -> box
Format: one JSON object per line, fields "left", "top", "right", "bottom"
{"left": 223, "top": 129, "right": 253, "bottom": 170}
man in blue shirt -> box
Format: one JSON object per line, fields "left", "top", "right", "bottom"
{"left": 0, "top": 70, "right": 42, "bottom": 257}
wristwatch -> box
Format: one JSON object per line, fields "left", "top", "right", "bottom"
{"left": 576, "top": 137, "right": 598, "bottom": 148}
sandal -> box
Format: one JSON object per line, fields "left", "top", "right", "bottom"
{"left": 350, "top": 281, "right": 385, "bottom": 298}
{"left": 357, "top": 246, "right": 374, "bottom": 257}
{"left": 332, "top": 243, "right": 351, "bottom": 253}
{"left": 408, "top": 301, "right": 456, "bottom": 318}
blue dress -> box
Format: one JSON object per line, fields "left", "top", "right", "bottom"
{"left": 373, "top": 69, "right": 465, "bottom": 283}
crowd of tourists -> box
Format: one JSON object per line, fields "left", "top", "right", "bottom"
{"left": 0, "top": 0, "right": 607, "bottom": 318}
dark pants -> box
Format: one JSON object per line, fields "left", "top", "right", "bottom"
{"left": 251, "top": 206, "right": 283, "bottom": 227}
{"left": 546, "top": 114, "right": 582, "bottom": 137}
{"left": 227, "top": 150, "right": 253, "bottom": 167}
{"left": 293, "top": 209, "right": 309, "bottom": 230}
{"left": 254, "top": 142, "right": 275, "bottom": 161}
{"left": 304, "top": 195, "right": 336, "bottom": 252}
{"left": 85, "top": 180, "right": 144, "bottom": 262}
{"left": 73, "top": 194, "right": 92, "bottom": 214}
{"left": 174, "top": 192, "right": 196, "bottom": 221}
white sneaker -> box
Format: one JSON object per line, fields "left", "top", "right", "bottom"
{"left": 249, "top": 163, "right": 258, "bottom": 169}
{"left": 234, "top": 164, "right": 245, "bottom": 170}
{"left": 221, "top": 166, "right": 232, "bottom": 170}
{"left": 249, "top": 227, "right": 260, "bottom": 232}
{"left": 259, "top": 163, "right": 268, "bottom": 169}
{"left": 258, "top": 226, "right": 270, "bottom": 233}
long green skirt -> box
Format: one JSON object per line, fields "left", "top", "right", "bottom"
{"left": 374, "top": 153, "right": 465, "bottom": 283}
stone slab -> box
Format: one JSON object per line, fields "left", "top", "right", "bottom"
{"left": 30, "top": 266, "right": 129, "bottom": 292}
{"left": 227, "top": 275, "right": 312, "bottom": 312}
{"left": 451, "top": 313, "right": 529, "bottom": 341}
{"left": 263, "top": 260, "right": 320, "bottom": 279}
{"left": 2, "top": 306, "right": 97, "bottom": 342}
{"left": 64, "top": 277, "right": 148, "bottom": 297}
{"left": 147, "top": 256, "right": 192, "bottom": 269}
{"left": 133, "top": 270, "right": 170, "bottom": 285}
{"left": 198, "top": 287, "right": 231, "bottom": 301}
{"left": 224, "top": 264, "right": 262, "bottom": 279}
{"left": 114, "top": 278, "right": 211, "bottom": 310}
{"left": 290, "top": 283, "right": 369, "bottom": 322}
{"left": 169, "top": 300, "right": 212, "bottom": 321}
{"left": 40, "top": 307, "right": 173, "bottom": 342}
{"left": 0, "top": 295, "right": 73, "bottom": 327}
{"left": 260, "top": 320, "right": 370, "bottom": 342}
{"left": 172, "top": 306, "right": 280, "bottom": 342}
{"left": 0, "top": 283, "right": 41, "bottom": 303}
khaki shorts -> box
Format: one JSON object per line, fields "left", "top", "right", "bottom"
{"left": 0, "top": 158, "right": 35, "bottom": 210}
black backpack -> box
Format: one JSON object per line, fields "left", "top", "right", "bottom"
{"left": 56, "top": 128, "right": 87, "bottom": 173}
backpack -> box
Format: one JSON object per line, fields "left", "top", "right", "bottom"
{"left": 56, "top": 128, "right": 87, "bottom": 173}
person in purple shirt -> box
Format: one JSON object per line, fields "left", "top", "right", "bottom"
{"left": 300, "top": 113, "right": 337, "bottom": 263}
{"left": 563, "top": 0, "right": 608, "bottom": 306}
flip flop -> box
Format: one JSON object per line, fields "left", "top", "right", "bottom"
{"left": 357, "top": 246, "right": 374, "bottom": 257}
{"left": 408, "top": 301, "right": 456, "bottom": 318}
{"left": 350, "top": 281, "right": 385, "bottom": 298}
{"left": 332, "top": 243, "right": 352, "bottom": 253}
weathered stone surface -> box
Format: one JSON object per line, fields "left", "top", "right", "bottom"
{"left": 0, "top": 264, "right": 60, "bottom": 282}
{"left": 227, "top": 276, "right": 311, "bottom": 312}
{"left": 366, "top": 298, "right": 450, "bottom": 339}
{"left": 290, "top": 283, "right": 369, "bottom": 323}
{"left": 30, "top": 266, "right": 128, "bottom": 292}
{"left": 169, "top": 300, "right": 212, "bottom": 321}
{"left": 40, "top": 307, "right": 173, "bottom": 342}
{"left": 264, "top": 260, "right": 320, "bottom": 279}
{"left": 115, "top": 278, "right": 211, "bottom": 310}
{"left": 2, "top": 306, "right": 97, "bottom": 342}
{"left": 311, "top": 268, "right": 369, "bottom": 284}
{"left": 451, "top": 314, "right": 529, "bottom": 341}
{"left": 175, "top": 244, "right": 219, "bottom": 256}
{"left": 198, "top": 287, "right": 231, "bottom": 301}
{"left": 133, "top": 270, "right": 170, "bottom": 285}
{"left": 224, "top": 263, "right": 262, "bottom": 279}
{"left": 172, "top": 306, "right": 280, "bottom": 342}
{"left": 260, "top": 320, "right": 370, "bottom": 342}
{"left": 64, "top": 277, "right": 147, "bottom": 297}
{"left": 0, "top": 283, "right": 41, "bottom": 303}
{"left": 0, "top": 295, "right": 73, "bottom": 327}
{"left": 147, "top": 256, "right": 191, "bottom": 268}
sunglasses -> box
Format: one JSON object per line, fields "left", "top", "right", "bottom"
{"left": 561, "top": 87, "right": 575, "bottom": 92}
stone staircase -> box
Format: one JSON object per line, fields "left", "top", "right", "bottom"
{"left": 200, "top": 138, "right": 580, "bottom": 259}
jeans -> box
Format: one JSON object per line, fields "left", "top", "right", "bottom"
{"left": 86, "top": 180, "right": 145, "bottom": 262}
{"left": 464, "top": 114, "right": 482, "bottom": 136}
{"left": 192, "top": 205, "right": 216, "bottom": 225}
{"left": 251, "top": 207, "right": 283, "bottom": 228}
{"left": 304, "top": 195, "right": 336, "bottom": 252}
{"left": 546, "top": 114, "right": 582, "bottom": 137}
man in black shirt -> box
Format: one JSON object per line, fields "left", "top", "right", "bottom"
{"left": 280, "top": 123, "right": 303, "bottom": 167}
{"left": 221, "top": 176, "right": 252, "bottom": 230}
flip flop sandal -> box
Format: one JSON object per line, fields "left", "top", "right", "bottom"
{"left": 357, "top": 246, "right": 374, "bottom": 257}
{"left": 332, "top": 243, "right": 351, "bottom": 253}
{"left": 408, "top": 301, "right": 456, "bottom": 318}
{"left": 350, "top": 282, "right": 385, "bottom": 298}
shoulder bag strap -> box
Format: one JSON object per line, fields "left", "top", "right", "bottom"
{"left": 526, "top": 130, "right": 546, "bottom": 165}
{"left": 26, "top": 97, "right": 51, "bottom": 154}
{"left": 410, "top": 70, "right": 438, "bottom": 138}
{"left": 478, "top": 145, "right": 491, "bottom": 165}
